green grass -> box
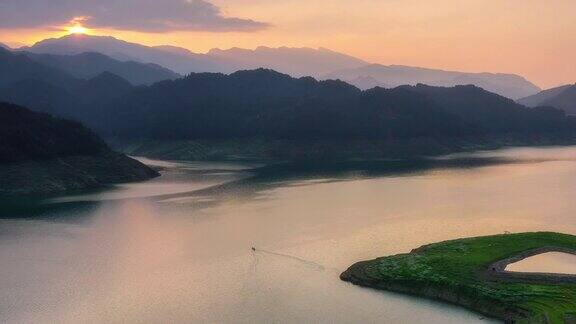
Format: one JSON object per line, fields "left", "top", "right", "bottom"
{"left": 341, "top": 232, "right": 576, "bottom": 324}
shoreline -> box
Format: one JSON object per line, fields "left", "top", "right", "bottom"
{"left": 341, "top": 232, "right": 576, "bottom": 324}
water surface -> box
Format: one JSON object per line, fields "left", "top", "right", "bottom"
{"left": 3, "top": 146, "right": 576, "bottom": 323}
{"left": 506, "top": 252, "right": 576, "bottom": 275}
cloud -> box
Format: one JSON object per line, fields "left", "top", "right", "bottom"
{"left": 0, "top": 0, "right": 269, "bottom": 32}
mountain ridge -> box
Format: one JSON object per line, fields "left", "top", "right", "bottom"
{"left": 518, "top": 84, "right": 576, "bottom": 115}
{"left": 22, "top": 51, "right": 180, "bottom": 85}
{"left": 90, "top": 69, "right": 575, "bottom": 160}
{"left": 19, "top": 34, "right": 541, "bottom": 99}
{"left": 0, "top": 48, "right": 140, "bottom": 121}
{"left": 324, "top": 63, "right": 541, "bottom": 100}
{"left": 0, "top": 43, "right": 573, "bottom": 161}
{"left": 24, "top": 34, "right": 229, "bottom": 74}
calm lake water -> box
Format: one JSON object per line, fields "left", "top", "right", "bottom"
{"left": 506, "top": 252, "right": 576, "bottom": 275}
{"left": 3, "top": 146, "right": 576, "bottom": 323}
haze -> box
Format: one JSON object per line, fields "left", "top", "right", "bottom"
{"left": 0, "top": 0, "right": 574, "bottom": 88}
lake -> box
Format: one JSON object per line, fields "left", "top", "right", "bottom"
{"left": 3, "top": 146, "right": 576, "bottom": 323}
{"left": 506, "top": 252, "right": 576, "bottom": 275}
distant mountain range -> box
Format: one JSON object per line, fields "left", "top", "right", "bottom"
{"left": 1, "top": 41, "right": 573, "bottom": 160}
{"left": 0, "top": 47, "right": 138, "bottom": 119}
{"left": 518, "top": 84, "right": 576, "bottom": 115}
{"left": 23, "top": 34, "right": 367, "bottom": 78}
{"left": 0, "top": 46, "right": 78, "bottom": 91}
{"left": 16, "top": 34, "right": 542, "bottom": 100}
{"left": 207, "top": 46, "right": 368, "bottom": 77}
{"left": 94, "top": 69, "right": 574, "bottom": 160}
{"left": 97, "top": 69, "right": 570, "bottom": 138}
{"left": 23, "top": 34, "right": 229, "bottom": 75}
{"left": 23, "top": 52, "right": 180, "bottom": 85}
{"left": 325, "top": 64, "right": 541, "bottom": 100}
{"left": 0, "top": 102, "right": 158, "bottom": 196}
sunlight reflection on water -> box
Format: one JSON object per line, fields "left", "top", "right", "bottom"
{"left": 3, "top": 146, "right": 576, "bottom": 323}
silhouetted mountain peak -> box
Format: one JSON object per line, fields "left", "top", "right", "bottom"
{"left": 22, "top": 50, "right": 180, "bottom": 86}
{"left": 414, "top": 83, "right": 483, "bottom": 91}
{"left": 0, "top": 47, "right": 78, "bottom": 90}
{"left": 28, "top": 34, "right": 129, "bottom": 53}
{"left": 518, "top": 84, "right": 576, "bottom": 114}
{"left": 539, "top": 85, "right": 576, "bottom": 115}
{"left": 153, "top": 45, "right": 196, "bottom": 56}
{"left": 26, "top": 34, "right": 229, "bottom": 75}
{"left": 206, "top": 45, "right": 368, "bottom": 77}
{"left": 24, "top": 33, "right": 542, "bottom": 99}
{"left": 230, "top": 68, "right": 291, "bottom": 79}
{"left": 52, "top": 34, "right": 127, "bottom": 45}
{"left": 326, "top": 64, "right": 540, "bottom": 99}
{"left": 89, "top": 71, "right": 132, "bottom": 86}
{"left": 85, "top": 72, "right": 133, "bottom": 99}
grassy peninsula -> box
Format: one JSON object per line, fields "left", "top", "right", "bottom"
{"left": 341, "top": 232, "right": 576, "bottom": 324}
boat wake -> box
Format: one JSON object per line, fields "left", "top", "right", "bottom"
{"left": 252, "top": 247, "right": 327, "bottom": 272}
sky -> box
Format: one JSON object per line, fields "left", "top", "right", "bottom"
{"left": 0, "top": 0, "right": 574, "bottom": 88}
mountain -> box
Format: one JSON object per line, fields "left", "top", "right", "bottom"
{"left": 0, "top": 102, "right": 158, "bottom": 197}
{"left": 542, "top": 86, "right": 576, "bottom": 115}
{"left": 347, "top": 76, "right": 387, "bottom": 90}
{"left": 1, "top": 42, "right": 571, "bottom": 160}
{"left": 0, "top": 79, "right": 80, "bottom": 118}
{"left": 0, "top": 42, "right": 8, "bottom": 50}
{"left": 518, "top": 84, "right": 576, "bottom": 115}
{"left": 0, "top": 47, "right": 78, "bottom": 90}
{"left": 90, "top": 69, "right": 575, "bottom": 160}
{"left": 154, "top": 45, "right": 196, "bottom": 56}
{"left": 206, "top": 46, "right": 368, "bottom": 77}
{"left": 25, "top": 35, "right": 368, "bottom": 77}
{"left": 0, "top": 73, "right": 134, "bottom": 123}
{"left": 324, "top": 64, "right": 541, "bottom": 100}
{"left": 26, "top": 35, "right": 368, "bottom": 77}
{"left": 82, "top": 72, "right": 134, "bottom": 100}
{"left": 404, "top": 84, "right": 573, "bottom": 133}
{"left": 0, "top": 47, "right": 135, "bottom": 120}
{"left": 518, "top": 84, "right": 573, "bottom": 107}
{"left": 23, "top": 51, "right": 180, "bottom": 85}
{"left": 25, "top": 34, "right": 231, "bottom": 75}
{"left": 24, "top": 35, "right": 542, "bottom": 99}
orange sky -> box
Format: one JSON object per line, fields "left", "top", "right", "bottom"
{"left": 1, "top": 0, "right": 574, "bottom": 88}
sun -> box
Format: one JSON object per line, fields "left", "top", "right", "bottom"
{"left": 65, "top": 16, "right": 90, "bottom": 35}
{"left": 68, "top": 25, "right": 88, "bottom": 35}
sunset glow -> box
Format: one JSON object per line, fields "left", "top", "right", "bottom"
{"left": 2, "top": 1, "right": 576, "bottom": 323}
{"left": 67, "top": 25, "right": 88, "bottom": 35}
{"left": 0, "top": 0, "right": 574, "bottom": 88}
{"left": 66, "top": 17, "right": 90, "bottom": 35}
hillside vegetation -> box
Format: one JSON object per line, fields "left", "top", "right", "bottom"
{"left": 96, "top": 70, "right": 576, "bottom": 159}
{"left": 342, "top": 232, "right": 576, "bottom": 324}
{"left": 0, "top": 102, "right": 158, "bottom": 196}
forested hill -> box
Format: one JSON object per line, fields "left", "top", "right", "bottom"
{"left": 98, "top": 69, "right": 575, "bottom": 142}
{"left": 0, "top": 102, "right": 158, "bottom": 196}
{"left": 518, "top": 84, "right": 576, "bottom": 116}
{"left": 1, "top": 46, "right": 574, "bottom": 160}
{"left": 0, "top": 102, "right": 107, "bottom": 164}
